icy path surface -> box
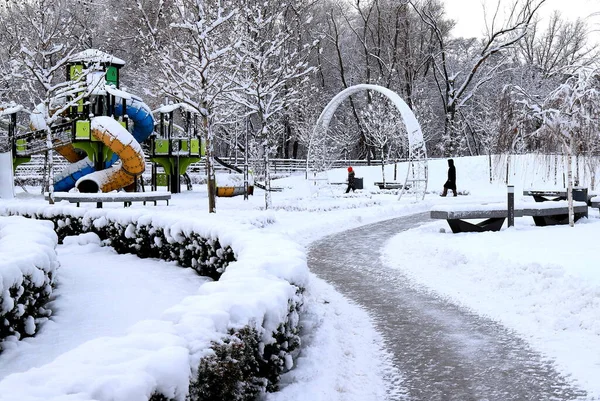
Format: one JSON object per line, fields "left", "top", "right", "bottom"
{"left": 308, "top": 213, "right": 587, "bottom": 401}
{"left": 0, "top": 236, "right": 208, "bottom": 381}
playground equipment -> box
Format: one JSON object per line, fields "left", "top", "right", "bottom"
{"left": 149, "top": 103, "right": 204, "bottom": 194}
{"left": 313, "top": 84, "right": 428, "bottom": 200}
{"left": 2, "top": 49, "right": 154, "bottom": 194}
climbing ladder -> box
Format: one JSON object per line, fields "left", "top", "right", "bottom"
{"left": 398, "top": 139, "right": 428, "bottom": 201}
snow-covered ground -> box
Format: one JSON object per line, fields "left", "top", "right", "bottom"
{"left": 0, "top": 233, "right": 208, "bottom": 381}
{"left": 1, "top": 154, "right": 599, "bottom": 400}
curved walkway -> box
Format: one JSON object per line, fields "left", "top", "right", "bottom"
{"left": 308, "top": 213, "right": 587, "bottom": 401}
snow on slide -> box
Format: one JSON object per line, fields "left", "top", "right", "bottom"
{"left": 0, "top": 233, "right": 208, "bottom": 381}
{"left": 75, "top": 116, "right": 146, "bottom": 193}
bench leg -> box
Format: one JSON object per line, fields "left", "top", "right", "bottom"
{"left": 533, "top": 212, "right": 588, "bottom": 226}
{"left": 447, "top": 218, "right": 506, "bottom": 233}
{"left": 96, "top": 202, "right": 103, "bottom": 208}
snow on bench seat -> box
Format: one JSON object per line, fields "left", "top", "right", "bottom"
{"left": 47, "top": 191, "right": 171, "bottom": 207}
{"left": 521, "top": 200, "right": 588, "bottom": 216}
{"left": 431, "top": 200, "right": 589, "bottom": 232}
{"left": 590, "top": 196, "right": 600, "bottom": 208}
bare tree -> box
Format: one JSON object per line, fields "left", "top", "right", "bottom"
{"left": 358, "top": 93, "right": 406, "bottom": 185}
{"left": 231, "top": 0, "right": 315, "bottom": 209}
{"left": 410, "top": 0, "right": 546, "bottom": 156}
{"left": 140, "top": 0, "right": 237, "bottom": 213}
{"left": 518, "top": 12, "right": 597, "bottom": 77}
{"left": 5, "top": 0, "right": 88, "bottom": 202}
{"left": 515, "top": 67, "right": 600, "bottom": 226}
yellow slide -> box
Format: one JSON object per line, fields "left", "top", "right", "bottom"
{"left": 75, "top": 116, "right": 145, "bottom": 193}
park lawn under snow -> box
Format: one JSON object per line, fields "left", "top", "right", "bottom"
{"left": 1, "top": 154, "right": 600, "bottom": 400}
{"left": 0, "top": 233, "right": 208, "bottom": 382}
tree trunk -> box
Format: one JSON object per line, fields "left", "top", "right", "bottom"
{"left": 203, "top": 112, "right": 216, "bottom": 213}
{"left": 264, "top": 141, "right": 272, "bottom": 209}
{"left": 381, "top": 147, "right": 386, "bottom": 185}
{"left": 45, "top": 125, "right": 54, "bottom": 204}
{"left": 565, "top": 136, "right": 574, "bottom": 227}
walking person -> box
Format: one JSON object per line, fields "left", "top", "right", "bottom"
{"left": 441, "top": 159, "right": 457, "bottom": 197}
{"left": 345, "top": 166, "right": 356, "bottom": 193}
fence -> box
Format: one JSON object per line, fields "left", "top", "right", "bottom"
{"left": 13, "top": 155, "right": 399, "bottom": 183}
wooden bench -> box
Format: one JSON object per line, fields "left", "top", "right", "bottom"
{"left": 46, "top": 191, "right": 171, "bottom": 208}
{"left": 431, "top": 201, "right": 588, "bottom": 233}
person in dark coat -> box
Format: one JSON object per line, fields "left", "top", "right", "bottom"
{"left": 345, "top": 166, "right": 356, "bottom": 193}
{"left": 441, "top": 159, "right": 457, "bottom": 196}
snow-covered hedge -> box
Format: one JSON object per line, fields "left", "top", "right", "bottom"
{"left": 0, "top": 216, "right": 58, "bottom": 351}
{"left": 0, "top": 204, "right": 308, "bottom": 401}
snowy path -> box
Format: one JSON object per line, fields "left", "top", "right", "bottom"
{"left": 308, "top": 213, "right": 587, "bottom": 401}
{"left": 0, "top": 236, "right": 208, "bottom": 381}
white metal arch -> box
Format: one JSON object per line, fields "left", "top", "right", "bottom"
{"left": 314, "top": 84, "right": 428, "bottom": 200}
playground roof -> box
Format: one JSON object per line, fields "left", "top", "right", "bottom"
{"left": 68, "top": 49, "right": 126, "bottom": 66}
{"left": 154, "top": 103, "right": 199, "bottom": 114}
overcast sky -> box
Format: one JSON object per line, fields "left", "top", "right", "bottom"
{"left": 444, "top": 0, "right": 599, "bottom": 42}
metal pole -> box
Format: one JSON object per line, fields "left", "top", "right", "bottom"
{"left": 507, "top": 185, "right": 514, "bottom": 228}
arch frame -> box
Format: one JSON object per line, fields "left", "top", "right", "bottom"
{"left": 313, "top": 84, "right": 428, "bottom": 200}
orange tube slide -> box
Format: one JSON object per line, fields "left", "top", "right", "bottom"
{"left": 75, "top": 116, "right": 145, "bottom": 193}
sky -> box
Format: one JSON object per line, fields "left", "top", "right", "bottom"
{"left": 444, "top": 0, "right": 600, "bottom": 43}
{"left": 1, "top": 155, "right": 600, "bottom": 400}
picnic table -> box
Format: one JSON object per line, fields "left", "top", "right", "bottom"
{"left": 523, "top": 187, "right": 588, "bottom": 224}
{"left": 523, "top": 188, "right": 589, "bottom": 203}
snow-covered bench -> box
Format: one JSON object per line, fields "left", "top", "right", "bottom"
{"left": 522, "top": 201, "right": 588, "bottom": 226}
{"left": 46, "top": 191, "right": 171, "bottom": 208}
{"left": 374, "top": 182, "right": 406, "bottom": 190}
{"left": 430, "top": 203, "right": 523, "bottom": 233}
{"left": 431, "top": 201, "right": 588, "bottom": 233}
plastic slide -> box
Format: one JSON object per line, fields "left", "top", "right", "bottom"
{"left": 75, "top": 117, "right": 145, "bottom": 193}
{"left": 52, "top": 96, "right": 154, "bottom": 192}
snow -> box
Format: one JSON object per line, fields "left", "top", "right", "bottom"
{"left": 68, "top": 49, "right": 126, "bottom": 66}
{"left": 0, "top": 233, "right": 208, "bottom": 381}
{"left": 153, "top": 103, "right": 198, "bottom": 114}
{"left": 1, "top": 154, "right": 600, "bottom": 399}
{"left": 0, "top": 153, "right": 15, "bottom": 199}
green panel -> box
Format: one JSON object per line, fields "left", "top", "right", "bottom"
{"left": 75, "top": 120, "right": 91, "bottom": 140}
{"left": 150, "top": 157, "right": 175, "bottom": 174}
{"left": 191, "top": 138, "right": 200, "bottom": 155}
{"left": 70, "top": 65, "right": 83, "bottom": 80}
{"left": 154, "top": 139, "right": 170, "bottom": 155}
{"left": 106, "top": 66, "right": 118, "bottom": 86}
{"left": 72, "top": 142, "right": 111, "bottom": 162}
{"left": 178, "top": 157, "right": 201, "bottom": 175}
{"left": 16, "top": 139, "right": 27, "bottom": 152}
{"left": 13, "top": 156, "right": 31, "bottom": 172}
{"left": 181, "top": 140, "right": 189, "bottom": 152}
{"left": 76, "top": 98, "right": 84, "bottom": 113}
{"left": 156, "top": 173, "right": 168, "bottom": 187}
